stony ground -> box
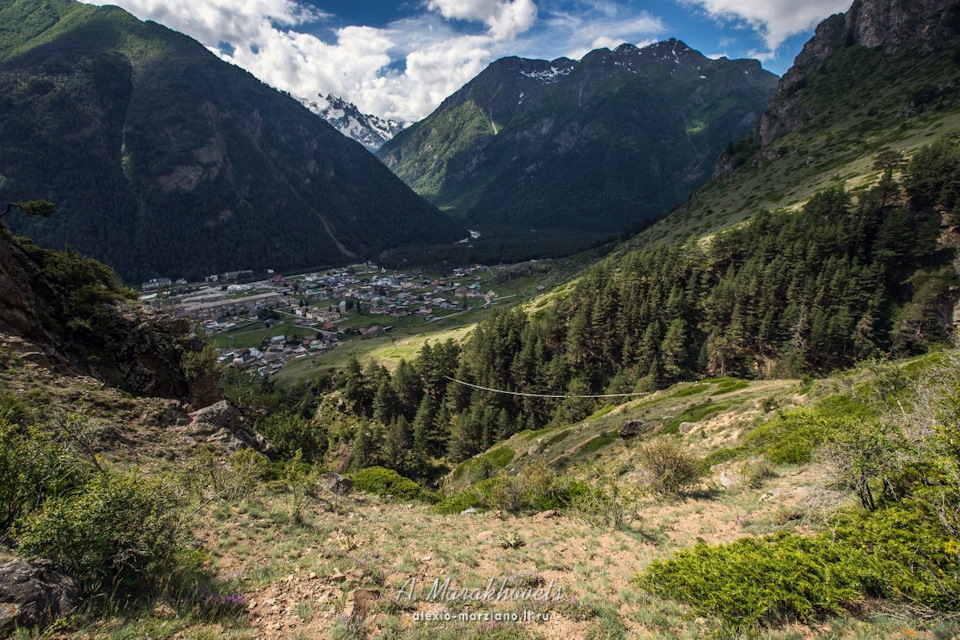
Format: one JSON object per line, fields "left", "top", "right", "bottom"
{"left": 54, "top": 465, "right": 949, "bottom": 640}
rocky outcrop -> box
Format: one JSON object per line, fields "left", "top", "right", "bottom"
{"left": 618, "top": 420, "right": 654, "bottom": 438}
{"left": 320, "top": 472, "right": 353, "bottom": 496}
{"left": 0, "top": 560, "right": 82, "bottom": 632}
{"left": 0, "top": 227, "right": 221, "bottom": 407}
{"left": 0, "top": 229, "right": 65, "bottom": 360}
{"left": 755, "top": 0, "right": 960, "bottom": 150}
{"left": 189, "top": 400, "right": 279, "bottom": 459}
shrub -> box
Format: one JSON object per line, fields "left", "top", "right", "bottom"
{"left": 487, "top": 461, "right": 589, "bottom": 513}
{"left": 0, "top": 419, "right": 86, "bottom": 532}
{"left": 641, "top": 502, "right": 960, "bottom": 627}
{"left": 570, "top": 476, "right": 641, "bottom": 530}
{"left": 636, "top": 440, "right": 703, "bottom": 499}
{"left": 701, "top": 446, "right": 747, "bottom": 468}
{"left": 14, "top": 471, "right": 187, "bottom": 595}
{"left": 350, "top": 466, "right": 426, "bottom": 502}
{"left": 256, "top": 411, "right": 325, "bottom": 462}
{"left": 435, "top": 490, "right": 487, "bottom": 515}
{"left": 496, "top": 532, "right": 525, "bottom": 549}
{"left": 830, "top": 505, "right": 960, "bottom": 610}
{"left": 741, "top": 458, "right": 778, "bottom": 489}
{"left": 742, "top": 408, "right": 833, "bottom": 464}
{"left": 640, "top": 534, "right": 865, "bottom": 627}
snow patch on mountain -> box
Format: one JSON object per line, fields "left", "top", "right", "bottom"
{"left": 519, "top": 66, "right": 573, "bottom": 84}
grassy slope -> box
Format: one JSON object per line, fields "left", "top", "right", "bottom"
{"left": 32, "top": 338, "right": 957, "bottom": 639}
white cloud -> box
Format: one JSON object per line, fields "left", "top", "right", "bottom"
{"left": 539, "top": 8, "right": 665, "bottom": 60}
{"left": 590, "top": 35, "right": 626, "bottom": 50}
{"left": 682, "top": 0, "right": 850, "bottom": 58}
{"left": 426, "top": 0, "right": 538, "bottom": 40}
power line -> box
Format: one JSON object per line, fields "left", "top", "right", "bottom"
{"left": 443, "top": 376, "right": 650, "bottom": 399}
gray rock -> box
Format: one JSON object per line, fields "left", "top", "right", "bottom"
{"left": 191, "top": 400, "right": 243, "bottom": 432}
{"left": 618, "top": 420, "right": 653, "bottom": 438}
{"left": 719, "top": 471, "right": 741, "bottom": 489}
{"left": 0, "top": 559, "right": 82, "bottom": 632}
{"left": 679, "top": 421, "right": 696, "bottom": 434}
{"left": 320, "top": 472, "right": 353, "bottom": 496}
{"left": 460, "top": 507, "right": 479, "bottom": 515}
{"left": 527, "top": 445, "right": 541, "bottom": 456}
{"left": 190, "top": 400, "right": 279, "bottom": 459}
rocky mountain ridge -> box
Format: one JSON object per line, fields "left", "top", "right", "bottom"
{"left": 301, "top": 94, "right": 405, "bottom": 151}
{"left": 0, "top": 224, "right": 217, "bottom": 405}
{"left": 377, "top": 39, "right": 777, "bottom": 238}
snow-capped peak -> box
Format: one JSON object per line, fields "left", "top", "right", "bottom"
{"left": 301, "top": 94, "right": 405, "bottom": 152}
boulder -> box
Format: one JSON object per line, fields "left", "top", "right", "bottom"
{"left": 679, "top": 422, "right": 696, "bottom": 434}
{"left": 618, "top": 420, "right": 653, "bottom": 438}
{"left": 320, "top": 472, "right": 353, "bottom": 496}
{"left": 189, "top": 400, "right": 279, "bottom": 459}
{"left": 0, "top": 560, "right": 82, "bottom": 632}
{"left": 191, "top": 400, "right": 243, "bottom": 433}
{"left": 343, "top": 588, "right": 379, "bottom": 618}
{"left": 719, "top": 471, "right": 741, "bottom": 489}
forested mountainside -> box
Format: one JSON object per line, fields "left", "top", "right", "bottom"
{"left": 0, "top": 0, "right": 463, "bottom": 284}
{"left": 377, "top": 40, "right": 776, "bottom": 240}
{"left": 312, "top": 145, "right": 959, "bottom": 471}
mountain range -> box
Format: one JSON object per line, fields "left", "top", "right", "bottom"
{"left": 377, "top": 40, "right": 777, "bottom": 240}
{"left": 0, "top": 0, "right": 464, "bottom": 284}
{"left": 300, "top": 94, "right": 404, "bottom": 152}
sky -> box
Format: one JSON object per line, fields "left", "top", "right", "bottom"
{"left": 80, "top": 0, "right": 852, "bottom": 123}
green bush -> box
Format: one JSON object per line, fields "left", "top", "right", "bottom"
{"left": 830, "top": 506, "right": 960, "bottom": 610}
{"left": 636, "top": 440, "right": 704, "bottom": 499}
{"left": 350, "top": 466, "right": 427, "bottom": 502}
{"left": 487, "top": 461, "right": 590, "bottom": 513}
{"left": 0, "top": 419, "right": 86, "bottom": 531}
{"left": 14, "top": 471, "right": 187, "bottom": 595}
{"left": 435, "top": 490, "right": 487, "bottom": 515}
{"left": 742, "top": 408, "right": 832, "bottom": 464}
{"left": 640, "top": 534, "right": 865, "bottom": 627}
{"left": 256, "top": 411, "right": 326, "bottom": 462}
{"left": 701, "top": 446, "right": 747, "bottom": 468}
{"left": 640, "top": 503, "right": 960, "bottom": 627}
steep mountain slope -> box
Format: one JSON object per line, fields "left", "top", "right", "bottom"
{"left": 301, "top": 93, "right": 404, "bottom": 152}
{"left": 0, "top": 0, "right": 464, "bottom": 284}
{"left": 377, "top": 40, "right": 777, "bottom": 235}
{"left": 633, "top": 0, "right": 960, "bottom": 248}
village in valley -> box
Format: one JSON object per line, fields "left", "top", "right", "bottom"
{"left": 139, "top": 263, "right": 520, "bottom": 378}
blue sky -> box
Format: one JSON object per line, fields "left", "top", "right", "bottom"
{"left": 81, "top": 0, "right": 851, "bottom": 123}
